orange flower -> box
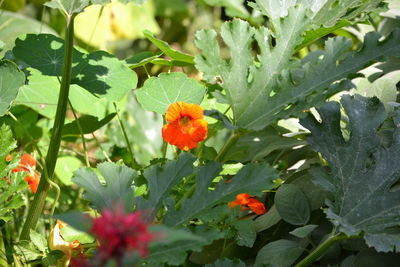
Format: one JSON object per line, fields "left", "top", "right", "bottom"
{"left": 228, "top": 193, "right": 266, "bottom": 215}
{"left": 162, "top": 102, "right": 208, "bottom": 151}
{"left": 10, "top": 154, "right": 41, "bottom": 193}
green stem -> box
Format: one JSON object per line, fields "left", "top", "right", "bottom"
{"left": 113, "top": 102, "right": 140, "bottom": 170}
{"left": 91, "top": 133, "right": 112, "bottom": 162}
{"left": 175, "top": 175, "right": 196, "bottom": 210}
{"left": 69, "top": 100, "right": 90, "bottom": 167}
{"left": 295, "top": 233, "right": 360, "bottom": 267}
{"left": 161, "top": 116, "right": 168, "bottom": 158}
{"left": 214, "top": 130, "right": 242, "bottom": 162}
{"left": 19, "top": 13, "right": 76, "bottom": 241}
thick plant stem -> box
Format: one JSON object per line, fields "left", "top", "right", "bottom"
{"left": 19, "top": 14, "right": 76, "bottom": 241}
{"left": 295, "top": 234, "right": 359, "bottom": 267}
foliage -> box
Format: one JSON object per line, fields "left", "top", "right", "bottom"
{"left": 0, "top": 0, "right": 400, "bottom": 266}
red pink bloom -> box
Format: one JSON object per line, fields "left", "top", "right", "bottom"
{"left": 162, "top": 101, "right": 208, "bottom": 151}
{"left": 228, "top": 193, "right": 267, "bottom": 215}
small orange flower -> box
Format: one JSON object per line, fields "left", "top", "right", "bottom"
{"left": 228, "top": 193, "right": 266, "bottom": 215}
{"left": 162, "top": 102, "right": 208, "bottom": 151}
{"left": 11, "top": 154, "right": 40, "bottom": 193}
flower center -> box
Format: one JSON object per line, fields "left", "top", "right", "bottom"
{"left": 179, "top": 116, "right": 193, "bottom": 133}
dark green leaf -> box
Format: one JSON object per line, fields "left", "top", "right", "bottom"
{"left": 136, "top": 72, "right": 206, "bottom": 114}
{"left": 0, "top": 60, "right": 25, "bottom": 116}
{"left": 61, "top": 113, "right": 116, "bottom": 136}
{"left": 143, "top": 30, "right": 194, "bottom": 64}
{"left": 300, "top": 94, "right": 400, "bottom": 252}
{"left": 42, "top": 250, "right": 65, "bottom": 267}
{"left": 205, "top": 258, "right": 245, "bottom": 267}
{"left": 255, "top": 239, "right": 306, "bottom": 267}
{"left": 136, "top": 153, "right": 195, "bottom": 219}
{"left": 54, "top": 211, "right": 92, "bottom": 233}
{"left": 275, "top": 184, "right": 310, "bottom": 225}
{"left": 233, "top": 220, "right": 256, "bottom": 247}
{"left": 72, "top": 162, "right": 137, "bottom": 211}
{"left": 164, "top": 162, "right": 278, "bottom": 226}
{"left": 255, "top": 205, "right": 281, "bottom": 232}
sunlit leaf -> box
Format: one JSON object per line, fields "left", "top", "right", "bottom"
{"left": 0, "top": 60, "right": 25, "bottom": 116}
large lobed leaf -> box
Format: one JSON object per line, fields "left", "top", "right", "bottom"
{"left": 195, "top": 0, "right": 391, "bottom": 130}
{"left": 136, "top": 153, "right": 196, "bottom": 218}
{"left": 72, "top": 162, "right": 137, "bottom": 211}
{"left": 300, "top": 95, "right": 400, "bottom": 252}
{"left": 164, "top": 161, "right": 278, "bottom": 226}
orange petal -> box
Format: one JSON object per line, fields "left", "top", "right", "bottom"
{"left": 6, "top": 154, "right": 12, "bottom": 162}
{"left": 247, "top": 200, "right": 266, "bottom": 215}
{"left": 235, "top": 193, "right": 252, "bottom": 205}
{"left": 21, "top": 154, "right": 36, "bottom": 169}
{"left": 228, "top": 200, "right": 240, "bottom": 209}
{"left": 25, "top": 172, "right": 40, "bottom": 193}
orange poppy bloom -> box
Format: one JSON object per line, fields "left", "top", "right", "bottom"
{"left": 162, "top": 102, "right": 208, "bottom": 151}
{"left": 228, "top": 193, "right": 266, "bottom": 215}
{"left": 10, "top": 154, "right": 41, "bottom": 193}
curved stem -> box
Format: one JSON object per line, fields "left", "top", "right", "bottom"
{"left": 113, "top": 102, "right": 140, "bottom": 170}
{"left": 214, "top": 130, "right": 242, "bottom": 162}
{"left": 20, "top": 14, "right": 76, "bottom": 241}
{"left": 69, "top": 100, "right": 90, "bottom": 167}
{"left": 295, "top": 233, "right": 360, "bottom": 267}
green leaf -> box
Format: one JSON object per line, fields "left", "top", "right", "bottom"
{"left": 289, "top": 224, "right": 318, "bottom": 238}
{"left": 255, "top": 239, "right": 306, "bottom": 267}
{"left": 205, "top": 258, "right": 245, "bottom": 267}
{"left": 54, "top": 211, "right": 92, "bottom": 233}
{"left": 136, "top": 72, "right": 206, "bottom": 114}
{"left": 147, "top": 226, "right": 223, "bottom": 266}
{"left": 124, "top": 51, "right": 163, "bottom": 68}
{"left": 13, "top": 34, "right": 84, "bottom": 77}
{"left": 42, "top": 250, "right": 65, "bottom": 267}
{"left": 223, "top": 127, "right": 306, "bottom": 162}
{"left": 72, "top": 162, "right": 137, "bottom": 211}
{"left": 275, "top": 184, "right": 310, "bottom": 226}
{"left": 14, "top": 241, "right": 41, "bottom": 261}
{"left": 14, "top": 69, "right": 109, "bottom": 118}
{"left": 143, "top": 30, "right": 194, "bottom": 64}
{"left": 30, "top": 230, "right": 47, "bottom": 252}
{"left": 60, "top": 225, "right": 95, "bottom": 244}
{"left": 233, "top": 220, "right": 256, "bottom": 247}
{"left": 0, "top": 11, "right": 57, "bottom": 57}
{"left": 73, "top": 50, "right": 138, "bottom": 102}
{"left": 300, "top": 94, "right": 400, "bottom": 252}
{"left": 61, "top": 113, "right": 116, "bottom": 137}
{"left": 0, "top": 60, "right": 25, "bottom": 116}
{"left": 164, "top": 162, "right": 278, "bottom": 226}
{"left": 13, "top": 34, "right": 137, "bottom": 103}
{"left": 55, "top": 156, "right": 82, "bottom": 186}
{"left": 195, "top": 2, "right": 396, "bottom": 130}
{"left": 45, "top": 0, "right": 89, "bottom": 15}
{"left": 254, "top": 205, "right": 281, "bottom": 232}
{"left": 136, "top": 153, "right": 196, "bottom": 218}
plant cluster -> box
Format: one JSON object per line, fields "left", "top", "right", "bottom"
{"left": 0, "top": 0, "right": 400, "bottom": 266}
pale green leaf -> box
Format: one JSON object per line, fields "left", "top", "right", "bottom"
{"left": 0, "top": 11, "right": 57, "bottom": 57}
{"left": 72, "top": 162, "right": 137, "bottom": 211}
{"left": 205, "top": 258, "right": 245, "bottom": 267}
{"left": 55, "top": 156, "right": 83, "bottom": 186}
{"left": 60, "top": 225, "right": 95, "bottom": 244}
{"left": 45, "top": 0, "right": 89, "bottom": 15}
{"left": 204, "top": 0, "right": 249, "bottom": 19}
{"left": 29, "top": 230, "right": 47, "bottom": 252}
{"left": 0, "top": 60, "right": 25, "bottom": 116}
{"left": 300, "top": 94, "right": 400, "bottom": 252}
{"left": 136, "top": 72, "right": 206, "bottom": 114}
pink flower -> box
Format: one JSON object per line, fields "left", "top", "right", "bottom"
{"left": 91, "top": 207, "right": 153, "bottom": 261}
